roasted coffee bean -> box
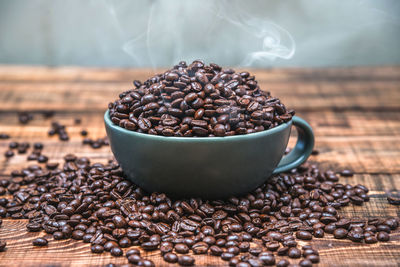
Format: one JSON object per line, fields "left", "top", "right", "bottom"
{"left": 340, "top": 169, "right": 354, "bottom": 177}
{"left": 377, "top": 231, "right": 390, "bottom": 242}
{"left": 387, "top": 191, "right": 400, "bottom": 205}
{"left": 0, "top": 240, "right": 6, "bottom": 251}
{"left": 32, "top": 237, "right": 48, "bottom": 246}
{"left": 91, "top": 244, "right": 104, "bottom": 254}
{"left": 333, "top": 228, "right": 348, "bottom": 239}
{"left": 288, "top": 247, "right": 301, "bottom": 258}
{"left": 276, "top": 259, "right": 289, "bottom": 267}
{"left": 0, "top": 134, "right": 10, "bottom": 140}
{"left": 210, "top": 245, "right": 223, "bottom": 256}
{"left": 299, "top": 259, "right": 313, "bottom": 267}
{"left": 178, "top": 255, "right": 195, "bottom": 266}
{"left": 110, "top": 246, "right": 123, "bottom": 257}
{"left": 175, "top": 243, "right": 189, "bottom": 254}
{"left": 164, "top": 252, "right": 179, "bottom": 263}
{"left": 296, "top": 231, "right": 312, "bottom": 240}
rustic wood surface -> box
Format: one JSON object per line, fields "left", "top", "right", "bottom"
{"left": 0, "top": 65, "right": 399, "bottom": 267}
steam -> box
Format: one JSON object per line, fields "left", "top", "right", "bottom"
{"left": 215, "top": 1, "right": 295, "bottom": 65}
{"left": 102, "top": 0, "right": 295, "bottom": 67}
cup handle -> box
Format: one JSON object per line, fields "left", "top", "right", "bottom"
{"left": 272, "top": 116, "right": 315, "bottom": 174}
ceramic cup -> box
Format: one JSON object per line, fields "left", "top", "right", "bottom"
{"left": 104, "top": 110, "right": 314, "bottom": 198}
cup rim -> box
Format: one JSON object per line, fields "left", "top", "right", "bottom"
{"left": 104, "top": 110, "right": 291, "bottom": 142}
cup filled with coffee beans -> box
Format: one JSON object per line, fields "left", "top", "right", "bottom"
{"left": 105, "top": 60, "right": 314, "bottom": 198}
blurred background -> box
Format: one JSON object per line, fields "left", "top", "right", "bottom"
{"left": 0, "top": 0, "right": 399, "bottom": 68}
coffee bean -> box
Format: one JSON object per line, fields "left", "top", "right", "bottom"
{"left": 164, "top": 252, "right": 179, "bottom": 263}
{"left": 288, "top": 247, "right": 301, "bottom": 258}
{"left": 259, "top": 253, "right": 275, "bottom": 265}
{"left": 307, "top": 254, "right": 320, "bottom": 263}
{"left": 387, "top": 191, "right": 400, "bottom": 205}
{"left": 340, "top": 169, "right": 354, "bottom": 177}
{"left": 110, "top": 246, "right": 123, "bottom": 257}
{"left": 377, "top": 231, "right": 390, "bottom": 242}
{"left": 178, "top": 255, "right": 195, "bottom": 266}
{"left": 0, "top": 134, "right": 10, "bottom": 140}
{"left": 32, "top": 237, "right": 48, "bottom": 246}
{"left": 0, "top": 240, "right": 6, "bottom": 251}
{"left": 4, "top": 150, "right": 14, "bottom": 158}
{"left": 175, "top": 243, "right": 189, "bottom": 254}
{"left": 210, "top": 245, "right": 223, "bottom": 256}
{"left": 299, "top": 259, "right": 313, "bottom": 267}
{"left": 91, "top": 244, "right": 104, "bottom": 253}
{"left": 127, "top": 254, "right": 142, "bottom": 264}
{"left": 276, "top": 259, "right": 289, "bottom": 267}
{"left": 333, "top": 228, "right": 348, "bottom": 239}
{"left": 296, "top": 231, "right": 312, "bottom": 240}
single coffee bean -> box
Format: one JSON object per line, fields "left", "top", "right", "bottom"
{"left": 333, "top": 228, "right": 348, "bottom": 239}
{"left": 340, "top": 169, "right": 354, "bottom": 177}
{"left": 175, "top": 243, "right": 189, "bottom": 254}
{"left": 178, "top": 255, "right": 195, "bottom": 266}
{"left": 377, "top": 231, "right": 390, "bottom": 242}
{"left": 91, "top": 244, "right": 104, "bottom": 254}
{"left": 299, "top": 259, "right": 313, "bottom": 267}
{"left": 0, "top": 240, "right": 6, "bottom": 252}
{"left": 163, "top": 252, "right": 179, "bottom": 263}
{"left": 296, "top": 231, "right": 312, "bottom": 240}
{"left": 276, "top": 259, "right": 289, "bottom": 267}
{"left": 110, "top": 246, "right": 123, "bottom": 257}
{"left": 288, "top": 247, "right": 302, "bottom": 258}
{"left": 127, "top": 254, "right": 142, "bottom": 264}
{"left": 210, "top": 245, "right": 223, "bottom": 256}
{"left": 32, "top": 237, "right": 48, "bottom": 246}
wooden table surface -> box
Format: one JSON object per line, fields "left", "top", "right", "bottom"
{"left": 0, "top": 65, "right": 399, "bottom": 267}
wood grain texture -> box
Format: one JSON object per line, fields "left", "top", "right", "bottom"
{"left": 0, "top": 66, "right": 399, "bottom": 267}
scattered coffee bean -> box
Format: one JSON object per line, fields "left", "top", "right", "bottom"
{"left": 4, "top": 150, "right": 14, "bottom": 158}
{"left": 288, "top": 247, "right": 301, "bottom": 258}
{"left": 178, "top": 255, "right": 195, "bottom": 266}
{"left": 91, "top": 244, "right": 104, "bottom": 253}
{"left": 296, "top": 231, "right": 312, "bottom": 240}
{"left": 299, "top": 259, "right": 313, "bottom": 267}
{"left": 110, "top": 247, "right": 123, "bottom": 257}
{"left": 80, "top": 129, "right": 88, "bottom": 136}
{"left": 164, "top": 252, "right": 179, "bottom": 263}
{"left": 18, "top": 112, "right": 33, "bottom": 124}
{"left": 0, "top": 134, "right": 10, "bottom": 140}
{"left": 387, "top": 191, "right": 400, "bottom": 205}
{"left": 276, "top": 259, "right": 289, "bottom": 267}
{"left": 0, "top": 240, "right": 6, "bottom": 251}
{"left": 32, "top": 237, "right": 48, "bottom": 246}
{"left": 377, "top": 231, "right": 390, "bottom": 242}
{"left": 340, "top": 169, "right": 354, "bottom": 177}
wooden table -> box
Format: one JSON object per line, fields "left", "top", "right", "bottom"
{"left": 0, "top": 65, "right": 399, "bottom": 266}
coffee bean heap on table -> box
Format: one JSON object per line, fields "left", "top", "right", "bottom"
{"left": 0, "top": 156, "right": 398, "bottom": 266}
{"left": 109, "top": 60, "right": 294, "bottom": 137}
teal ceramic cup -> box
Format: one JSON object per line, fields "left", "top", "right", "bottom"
{"left": 104, "top": 110, "right": 314, "bottom": 199}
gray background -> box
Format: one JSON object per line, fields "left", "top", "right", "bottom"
{"left": 0, "top": 0, "right": 399, "bottom": 67}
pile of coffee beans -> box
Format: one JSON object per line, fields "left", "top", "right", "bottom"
{"left": 0, "top": 154, "right": 398, "bottom": 266}
{"left": 109, "top": 60, "right": 294, "bottom": 137}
